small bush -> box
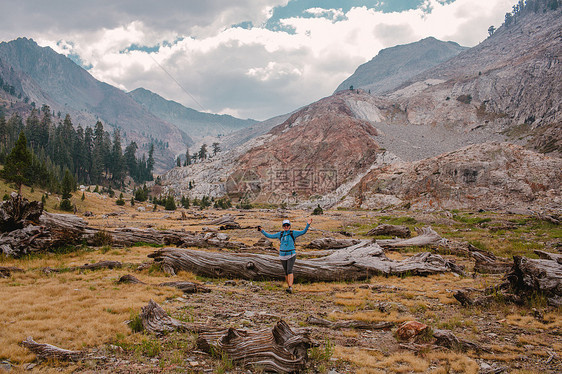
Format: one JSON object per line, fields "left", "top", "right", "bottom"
{"left": 116, "top": 192, "right": 125, "bottom": 206}
{"left": 312, "top": 204, "right": 323, "bottom": 215}
{"left": 128, "top": 310, "right": 144, "bottom": 333}
{"left": 59, "top": 198, "right": 73, "bottom": 212}
{"left": 456, "top": 94, "right": 472, "bottom": 104}
{"left": 164, "top": 195, "right": 176, "bottom": 210}
{"left": 92, "top": 230, "right": 113, "bottom": 247}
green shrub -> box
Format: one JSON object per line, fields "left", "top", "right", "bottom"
{"left": 92, "top": 230, "right": 113, "bottom": 246}
{"left": 59, "top": 198, "right": 73, "bottom": 212}
{"left": 312, "top": 204, "right": 323, "bottom": 215}
{"left": 164, "top": 195, "right": 177, "bottom": 211}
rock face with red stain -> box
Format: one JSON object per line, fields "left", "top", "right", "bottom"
{"left": 227, "top": 90, "right": 382, "bottom": 202}
{"left": 341, "top": 142, "right": 562, "bottom": 211}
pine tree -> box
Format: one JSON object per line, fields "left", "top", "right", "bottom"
{"left": 111, "top": 129, "right": 125, "bottom": 182}
{"left": 212, "top": 142, "right": 220, "bottom": 156}
{"left": 198, "top": 143, "right": 208, "bottom": 160}
{"left": 147, "top": 143, "right": 154, "bottom": 181}
{"left": 61, "top": 170, "right": 75, "bottom": 199}
{"left": 3, "top": 131, "right": 32, "bottom": 195}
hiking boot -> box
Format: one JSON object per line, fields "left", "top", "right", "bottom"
{"left": 286, "top": 286, "right": 293, "bottom": 294}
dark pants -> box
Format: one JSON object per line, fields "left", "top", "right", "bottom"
{"left": 281, "top": 256, "right": 296, "bottom": 275}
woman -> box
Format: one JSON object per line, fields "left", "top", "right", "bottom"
{"left": 257, "top": 218, "right": 312, "bottom": 293}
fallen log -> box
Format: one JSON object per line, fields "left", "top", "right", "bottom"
{"left": 507, "top": 255, "right": 562, "bottom": 307}
{"left": 0, "top": 193, "right": 43, "bottom": 232}
{"left": 432, "top": 329, "right": 485, "bottom": 352}
{"left": 140, "top": 299, "right": 216, "bottom": 335}
{"left": 534, "top": 250, "right": 562, "bottom": 263}
{"left": 306, "top": 315, "right": 393, "bottom": 330}
{"left": 21, "top": 337, "right": 83, "bottom": 361}
{"left": 204, "top": 214, "right": 237, "bottom": 225}
{"left": 0, "top": 266, "right": 24, "bottom": 278}
{"left": 376, "top": 227, "right": 445, "bottom": 249}
{"left": 117, "top": 274, "right": 211, "bottom": 294}
{"left": 305, "top": 237, "right": 360, "bottom": 249}
{"left": 148, "top": 240, "right": 463, "bottom": 281}
{"left": 367, "top": 224, "right": 411, "bottom": 238}
{"left": 42, "top": 260, "right": 122, "bottom": 274}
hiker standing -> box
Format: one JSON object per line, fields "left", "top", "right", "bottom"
{"left": 258, "top": 218, "right": 312, "bottom": 293}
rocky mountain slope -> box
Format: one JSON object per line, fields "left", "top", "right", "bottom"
{"left": 163, "top": 8, "right": 561, "bottom": 211}
{"left": 341, "top": 142, "right": 562, "bottom": 211}
{"left": 128, "top": 88, "right": 256, "bottom": 140}
{"left": 335, "top": 37, "right": 467, "bottom": 95}
{"left": 0, "top": 38, "right": 192, "bottom": 171}
{"left": 387, "top": 8, "right": 561, "bottom": 155}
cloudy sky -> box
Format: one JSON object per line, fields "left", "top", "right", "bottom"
{"left": 1, "top": 0, "right": 517, "bottom": 120}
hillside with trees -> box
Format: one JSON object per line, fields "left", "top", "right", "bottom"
{"left": 0, "top": 106, "right": 155, "bottom": 195}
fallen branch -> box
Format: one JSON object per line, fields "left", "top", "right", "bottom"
{"left": 42, "top": 260, "right": 122, "bottom": 274}
{"left": 306, "top": 315, "right": 393, "bottom": 330}
{"left": 305, "top": 237, "right": 360, "bottom": 249}
{"left": 376, "top": 227, "right": 445, "bottom": 249}
{"left": 118, "top": 274, "right": 211, "bottom": 294}
{"left": 21, "top": 337, "right": 83, "bottom": 361}
{"left": 0, "top": 266, "right": 24, "bottom": 278}
{"left": 367, "top": 224, "right": 411, "bottom": 238}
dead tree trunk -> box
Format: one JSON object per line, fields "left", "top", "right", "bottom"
{"left": 21, "top": 337, "right": 83, "bottom": 361}
{"left": 140, "top": 299, "right": 218, "bottom": 335}
{"left": 140, "top": 300, "right": 313, "bottom": 373}
{"left": 306, "top": 315, "right": 393, "bottom": 330}
{"left": 0, "top": 193, "right": 43, "bottom": 232}
{"left": 196, "top": 321, "right": 313, "bottom": 373}
{"left": 0, "top": 211, "right": 90, "bottom": 257}
{"left": 376, "top": 227, "right": 445, "bottom": 249}
{"left": 367, "top": 224, "right": 411, "bottom": 238}
{"left": 118, "top": 275, "right": 211, "bottom": 293}
{"left": 305, "top": 237, "right": 360, "bottom": 249}
{"left": 149, "top": 240, "right": 463, "bottom": 281}
{"left": 0, "top": 266, "right": 24, "bottom": 278}
{"left": 507, "top": 255, "right": 562, "bottom": 307}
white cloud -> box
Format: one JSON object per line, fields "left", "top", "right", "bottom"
{"left": 2, "top": 0, "right": 517, "bottom": 120}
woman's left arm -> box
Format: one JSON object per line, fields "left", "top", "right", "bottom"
{"left": 294, "top": 218, "right": 312, "bottom": 237}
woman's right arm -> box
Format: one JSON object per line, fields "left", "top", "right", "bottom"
{"left": 261, "top": 229, "right": 280, "bottom": 239}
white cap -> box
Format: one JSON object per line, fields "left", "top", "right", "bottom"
{"left": 282, "top": 219, "right": 291, "bottom": 225}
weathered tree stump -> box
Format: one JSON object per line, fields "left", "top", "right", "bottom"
{"left": 197, "top": 320, "right": 313, "bottom": 373}
{"left": 140, "top": 300, "right": 312, "bottom": 372}
{"left": 306, "top": 315, "right": 393, "bottom": 330}
{"left": 140, "top": 299, "right": 216, "bottom": 335}
{"left": 367, "top": 224, "right": 411, "bottom": 238}
{"left": 305, "top": 237, "right": 360, "bottom": 249}
{"left": 148, "top": 240, "right": 463, "bottom": 281}
{"left": 376, "top": 227, "right": 445, "bottom": 249}
{"left": 506, "top": 254, "right": 562, "bottom": 306}
{"left": 0, "top": 193, "right": 43, "bottom": 232}
{"left": 21, "top": 337, "right": 83, "bottom": 361}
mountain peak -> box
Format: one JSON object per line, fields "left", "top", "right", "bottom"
{"left": 335, "top": 37, "right": 467, "bottom": 94}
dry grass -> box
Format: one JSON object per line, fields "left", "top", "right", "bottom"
{"left": 0, "top": 187, "right": 561, "bottom": 373}
{"left": 0, "top": 246, "right": 183, "bottom": 363}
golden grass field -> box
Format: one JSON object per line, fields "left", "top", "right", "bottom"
{"left": 0, "top": 186, "right": 561, "bottom": 373}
